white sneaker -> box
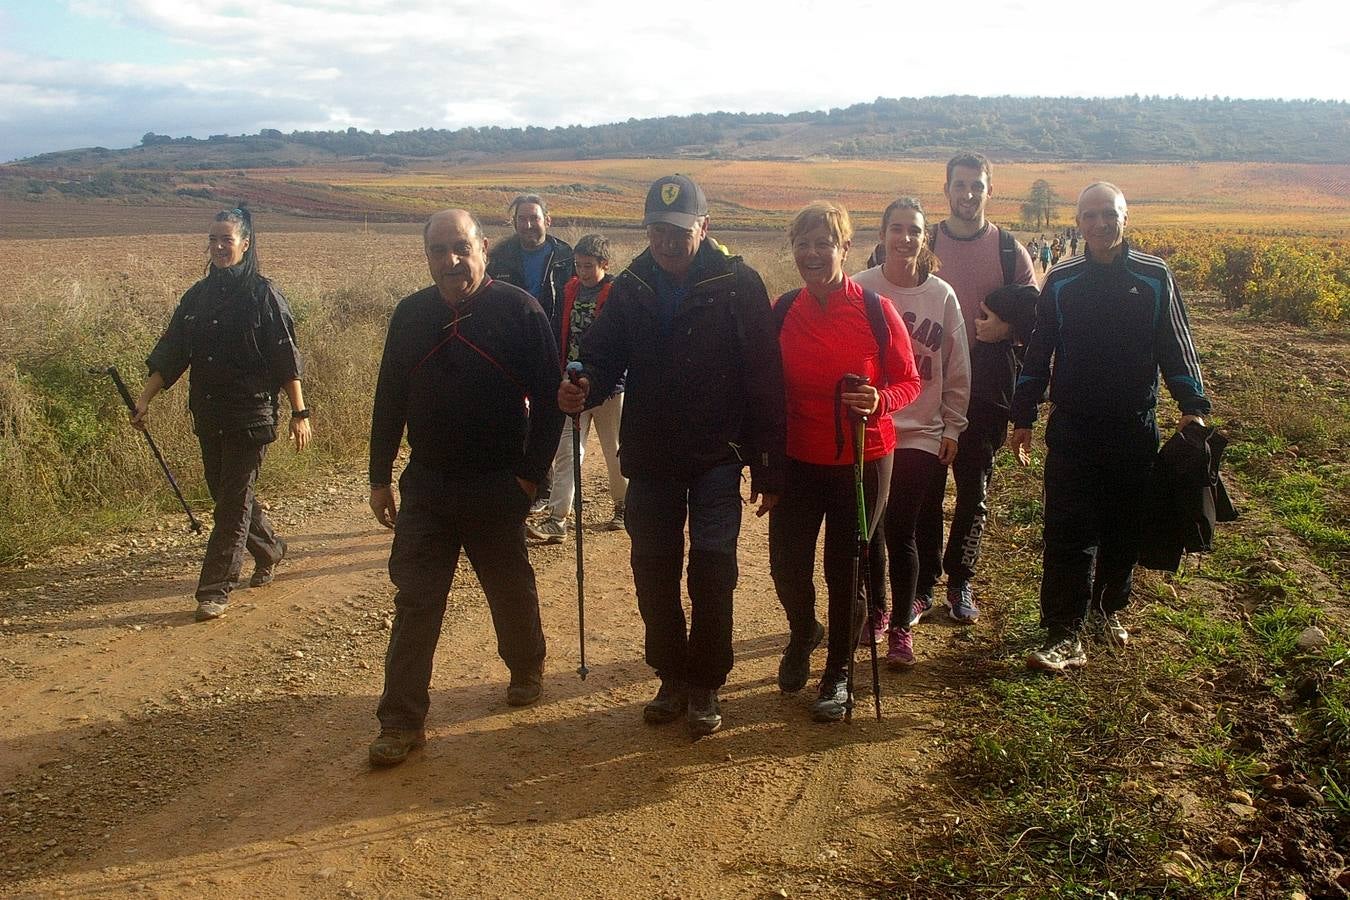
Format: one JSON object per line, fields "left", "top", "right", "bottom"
{"left": 526, "top": 518, "right": 566, "bottom": 544}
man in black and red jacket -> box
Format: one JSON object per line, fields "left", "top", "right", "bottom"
{"left": 366, "top": 208, "right": 564, "bottom": 766}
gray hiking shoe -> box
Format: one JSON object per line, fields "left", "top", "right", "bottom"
{"left": 194, "top": 600, "right": 228, "bottom": 622}
{"left": 526, "top": 518, "right": 566, "bottom": 544}
{"left": 1089, "top": 610, "right": 1130, "bottom": 647}
{"left": 947, "top": 582, "right": 979, "bottom": 624}
{"left": 368, "top": 727, "right": 426, "bottom": 767}
{"left": 605, "top": 502, "right": 626, "bottom": 532}
{"left": 250, "top": 538, "right": 287, "bottom": 587}
{"left": 810, "top": 672, "right": 850, "bottom": 723}
{"left": 1026, "top": 632, "right": 1088, "bottom": 673}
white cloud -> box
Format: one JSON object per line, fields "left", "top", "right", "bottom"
{"left": 0, "top": 0, "right": 1346, "bottom": 161}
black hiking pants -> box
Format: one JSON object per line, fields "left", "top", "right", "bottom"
{"left": 1039, "top": 412, "right": 1156, "bottom": 634}
{"left": 941, "top": 400, "right": 1008, "bottom": 592}
{"left": 625, "top": 463, "right": 743, "bottom": 691}
{"left": 196, "top": 428, "right": 283, "bottom": 603}
{"left": 377, "top": 460, "right": 546, "bottom": 730}
{"left": 770, "top": 456, "right": 888, "bottom": 678}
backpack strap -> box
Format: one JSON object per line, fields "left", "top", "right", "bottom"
{"left": 860, "top": 288, "right": 890, "bottom": 388}
{"left": 771, "top": 288, "right": 798, "bottom": 333}
{"left": 997, "top": 226, "right": 1018, "bottom": 287}
{"left": 775, "top": 287, "right": 891, "bottom": 386}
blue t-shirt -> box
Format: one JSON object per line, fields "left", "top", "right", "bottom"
{"left": 653, "top": 267, "right": 691, "bottom": 338}
{"left": 521, "top": 244, "right": 550, "bottom": 300}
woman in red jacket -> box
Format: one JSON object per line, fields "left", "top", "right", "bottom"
{"left": 770, "top": 201, "right": 921, "bottom": 722}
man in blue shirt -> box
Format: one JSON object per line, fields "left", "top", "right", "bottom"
{"left": 487, "top": 194, "right": 574, "bottom": 510}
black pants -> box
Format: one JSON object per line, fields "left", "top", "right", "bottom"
{"left": 1039, "top": 412, "right": 1156, "bottom": 633}
{"left": 625, "top": 464, "right": 743, "bottom": 691}
{"left": 942, "top": 400, "right": 1008, "bottom": 590}
{"left": 196, "top": 428, "right": 283, "bottom": 603}
{"left": 770, "top": 456, "right": 887, "bottom": 677}
{"left": 377, "top": 461, "right": 546, "bottom": 730}
{"left": 884, "top": 448, "right": 948, "bottom": 631}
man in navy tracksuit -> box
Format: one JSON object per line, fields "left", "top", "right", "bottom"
{"left": 1010, "top": 182, "right": 1211, "bottom": 672}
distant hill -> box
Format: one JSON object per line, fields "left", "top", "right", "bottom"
{"left": 11, "top": 96, "right": 1350, "bottom": 170}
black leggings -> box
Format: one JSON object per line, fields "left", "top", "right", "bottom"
{"left": 883, "top": 448, "right": 948, "bottom": 632}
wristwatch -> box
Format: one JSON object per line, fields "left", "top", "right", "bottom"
{"left": 291, "top": 409, "right": 311, "bottom": 419}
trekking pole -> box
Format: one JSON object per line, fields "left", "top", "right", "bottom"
{"left": 90, "top": 365, "right": 203, "bottom": 534}
{"left": 565, "top": 361, "right": 589, "bottom": 681}
{"left": 840, "top": 373, "right": 884, "bottom": 723}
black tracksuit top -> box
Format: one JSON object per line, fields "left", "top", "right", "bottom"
{"left": 1011, "top": 242, "right": 1211, "bottom": 429}
{"left": 367, "top": 279, "right": 564, "bottom": 486}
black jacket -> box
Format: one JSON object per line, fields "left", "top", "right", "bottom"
{"left": 1138, "top": 422, "right": 1237, "bottom": 572}
{"left": 486, "top": 234, "right": 574, "bottom": 337}
{"left": 970, "top": 283, "right": 1040, "bottom": 411}
{"left": 368, "top": 280, "right": 564, "bottom": 486}
{"left": 147, "top": 267, "right": 302, "bottom": 437}
{"left": 1012, "top": 242, "right": 1212, "bottom": 429}
{"left": 577, "top": 239, "right": 786, "bottom": 495}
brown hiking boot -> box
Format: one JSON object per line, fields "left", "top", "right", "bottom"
{"left": 506, "top": 665, "right": 543, "bottom": 706}
{"left": 367, "top": 723, "right": 423, "bottom": 766}
{"left": 368, "top": 727, "right": 426, "bottom": 767}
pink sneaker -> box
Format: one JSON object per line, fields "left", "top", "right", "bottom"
{"left": 859, "top": 609, "right": 890, "bottom": 647}
{"left": 886, "top": 628, "right": 915, "bottom": 668}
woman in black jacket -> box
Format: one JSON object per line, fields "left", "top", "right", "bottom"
{"left": 133, "top": 207, "right": 310, "bottom": 621}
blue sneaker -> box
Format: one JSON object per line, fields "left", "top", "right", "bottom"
{"left": 908, "top": 593, "right": 935, "bottom": 627}
{"left": 947, "top": 582, "right": 979, "bottom": 624}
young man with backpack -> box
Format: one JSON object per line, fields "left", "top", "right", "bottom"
{"left": 913, "top": 152, "right": 1038, "bottom": 625}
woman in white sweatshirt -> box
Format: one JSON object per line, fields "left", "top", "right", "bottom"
{"left": 854, "top": 197, "right": 971, "bottom": 667}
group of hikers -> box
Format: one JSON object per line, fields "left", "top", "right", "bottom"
{"left": 129, "top": 151, "right": 1211, "bottom": 767}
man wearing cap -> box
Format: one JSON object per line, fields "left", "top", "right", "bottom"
{"left": 558, "top": 174, "right": 785, "bottom": 737}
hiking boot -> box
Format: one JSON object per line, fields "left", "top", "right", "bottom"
{"left": 506, "top": 665, "right": 543, "bottom": 706}
{"left": 811, "top": 672, "right": 850, "bottom": 723}
{"left": 909, "top": 593, "right": 935, "bottom": 627}
{"left": 249, "top": 538, "right": 288, "bottom": 588}
{"left": 528, "top": 496, "right": 551, "bottom": 517}
{"left": 194, "top": 600, "right": 228, "bottom": 622}
{"left": 777, "top": 621, "right": 825, "bottom": 693}
{"left": 643, "top": 679, "right": 688, "bottom": 725}
{"left": 687, "top": 688, "right": 722, "bottom": 737}
{"left": 1027, "top": 631, "right": 1088, "bottom": 673}
{"left": 1089, "top": 610, "right": 1130, "bottom": 647}
{"left": 947, "top": 582, "right": 980, "bottom": 624}
{"left": 886, "top": 627, "right": 916, "bottom": 669}
{"left": 526, "top": 518, "right": 566, "bottom": 544}
{"left": 859, "top": 609, "right": 890, "bottom": 647}
{"left": 605, "top": 501, "right": 626, "bottom": 532}
{"left": 368, "top": 727, "right": 426, "bottom": 767}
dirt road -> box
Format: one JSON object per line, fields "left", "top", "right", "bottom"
{"left": 1, "top": 457, "right": 983, "bottom": 899}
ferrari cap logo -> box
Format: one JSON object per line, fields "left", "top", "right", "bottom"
{"left": 661, "top": 183, "right": 681, "bottom": 206}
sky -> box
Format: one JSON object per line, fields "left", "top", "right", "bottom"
{"left": 1, "top": 0, "right": 1348, "bottom": 164}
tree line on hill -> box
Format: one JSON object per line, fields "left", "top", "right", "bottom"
{"left": 18, "top": 95, "right": 1350, "bottom": 168}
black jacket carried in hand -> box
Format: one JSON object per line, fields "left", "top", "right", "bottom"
{"left": 1138, "top": 421, "right": 1237, "bottom": 572}
{"left": 147, "top": 266, "right": 303, "bottom": 438}
{"left": 969, "top": 283, "right": 1040, "bottom": 411}
{"left": 577, "top": 238, "right": 786, "bottom": 496}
